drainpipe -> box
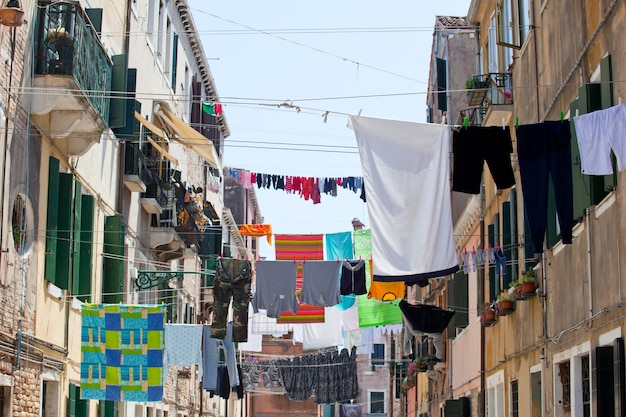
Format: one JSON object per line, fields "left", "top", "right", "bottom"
{"left": 540, "top": 348, "right": 546, "bottom": 417}
{"left": 585, "top": 207, "right": 593, "bottom": 317}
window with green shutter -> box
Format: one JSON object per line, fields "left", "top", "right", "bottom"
{"left": 55, "top": 173, "right": 74, "bottom": 290}
{"left": 75, "top": 195, "right": 94, "bottom": 302}
{"left": 99, "top": 400, "right": 118, "bottom": 417}
{"left": 447, "top": 271, "right": 468, "bottom": 337}
{"left": 67, "top": 383, "right": 88, "bottom": 417}
{"left": 488, "top": 223, "right": 496, "bottom": 302}
{"left": 45, "top": 157, "right": 60, "bottom": 284}
{"left": 102, "top": 215, "right": 125, "bottom": 304}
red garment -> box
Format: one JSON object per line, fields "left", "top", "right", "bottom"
{"left": 311, "top": 178, "right": 321, "bottom": 204}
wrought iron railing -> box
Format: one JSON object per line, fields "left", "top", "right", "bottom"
{"left": 35, "top": 2, "right": 112, "bottom": 125}
{"left": 456, "top": 107, "right": 485, "bottom": 127}
{"left": 465, "top": 72, "right": 513, "bottom": 108}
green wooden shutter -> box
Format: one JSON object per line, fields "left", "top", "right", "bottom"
{"left": 523, "top": 213, "right": 536, "bottom": 270}
{"left": 67, "top": 383, "right": 88, "bottom": 417}
{"left": 71, "top": 180, "right": 82, "bottom": 295}
{"left": 103, "top": 215, "right": 125, "bottom": 304}
{"left": 112, "top": 68, "right": 138, "bottom": 139}
{"left": 502, "top": 201, "right": 513, "bottom": 288}
{"left": 436, "top": 58, "right": 447, "bottom": 111}
{"left": 509, "top": 189, "right": 519, "bottom": 278}
{"left": 546, "top": 179, "right": 559, "bottom": 249}
{"left": 99, "top": 400, "right": 118, "bottom": 417}
{"left": 594, "top": 346, "right": 616, "bottom": 417}
{"left": 447, "top": 271, "right": 469, "bottom": 337}
{"left": 109, "top": 54, "right": 129, "bottom": 129}
{"left": 488, "top": 223, "right": 496, "bottom": 301}
{"left": 56, "top": 173, "right": 74, "bottom": 290}
{"left": 45, "top": 157, "right": 60, "bottom": 283}
{"left": 75, "top": 195, "right": 94, "bottom": 302}
{"left": 85, "top": 8, "right": 103, "bottom": 34}
{"left": 171, "top": 33, "right": 178, "bottom": 92}
{"left": 600, "top": 55, "right": 618, "bottom": 192}
{"left": 579, "top": 84, "right": 607, "bottom": 205}
{"left": 67, "top": 382, "right": 76, "bottom": 417}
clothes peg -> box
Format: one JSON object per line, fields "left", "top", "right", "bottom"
{"left": 463, "top": 117, "right": 468, "bottom": 130}
{"left": 560, "top": 111, "right": 564, "bottom": 122}
{"left": 575, "top": 109, "right": 579, "bottom": 117}
{"left": 619, "top": 97, "right": 622, "bottom": 105}
{"left": 502, "top": 118, "right": 506, "bottom": 130}
{"left": 515, "top": 117, "right": 519, "bottom": 129}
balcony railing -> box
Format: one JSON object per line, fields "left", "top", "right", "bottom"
{"left": 35, "top": 2, "right": 112, "bottom": 125}
{"left": 466, "top": 72, "right": 513, "bottom": 108}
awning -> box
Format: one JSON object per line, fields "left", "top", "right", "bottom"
{"left": 145, "top": 136, "right": 178, "bottom": 166}
{"left": 155, "top": 107, "right": 220, "bottom": 169}
{"left": 134, "top": 111, "right": 179, "bottom": 166}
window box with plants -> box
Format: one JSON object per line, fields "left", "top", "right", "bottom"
{"left": 495, "top": 292, "right": 515, "bottom": 316}
{"left": 517, "top": 269, "right": 538, "bottom": 300}
{"left": 481, "top": 302, "right": 497, "bottom": 327}
{"left": 465, "top": 75, "right": 489, "bottom": 106}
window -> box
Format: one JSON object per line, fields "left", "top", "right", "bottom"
{"left": 530, "top": 370, "right": 542, "bottom": 417}
{"left": 487, "top": 371, "right": 504, "bottom": 417}
{"left": 511, "top": 380, "right": 519, "bottom": 417}
{"left": 447, "top": 271, "right": 468, "bottom": 336}
{"left": 44, "top": 157, "right": 95, "bottom": 297}
{"left": 156, "top": 1, "right": 164, "bottom": 60}
{"left": 164, "top": 18, "right": 172, "bottom": 73}
{"left": 67, "top": 383, "right": 87, "bottom": 417}
{"left": 42, "top": 380, "right": 60, "bottom": 417}
{"left": 558, "top": 361, "right": 570, "bottom": 409}
{"left": 371, "top": 343, "right": 385, "bottom": 367}
{"left": 146, "top": 0, "right": 156, "bottom": 46}
{"left": 369, "top": 390, "right": 386, "bottom": 414}
{"left": 581, "top": 355, "right": 590, "bottom": 417}
{"left": 496, "top": 0, "right": 531, "bottom": 49}
{"left": 488, "top": 13, "right": 498, "bottom": 73}
{"left": 0, "top": 386, "right": 10, "bottom": 417}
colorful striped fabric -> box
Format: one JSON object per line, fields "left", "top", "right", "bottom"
{"left": 81, "top": 304, "right": 166, "bottom": 402}
{"left": 274, "top": 234, "right": 325, "bottom": 323}
{"left": 354, "top": 229, "right": 402, "bottom": 327}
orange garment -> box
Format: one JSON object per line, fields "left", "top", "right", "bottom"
{"left": 367, "top": 259, "right": 405, "bottom": 301}
{"left": 237, "top": 224, "right": 273, "bottom": 245}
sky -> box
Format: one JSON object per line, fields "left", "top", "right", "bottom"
{"left": 187, "top": 1, "right": 471, "bottom": 258}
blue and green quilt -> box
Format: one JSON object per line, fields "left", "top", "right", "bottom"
{"left": 80, "top": 304, "right": 165, "bottom": 402}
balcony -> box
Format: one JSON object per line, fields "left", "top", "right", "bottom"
{"left": 464, "top": 73, "right": 514, "bottom": 127}
{"left": 32, "top": 2, "right": 113, "bottom": 156}
{"left": 123, "top": 143, "right": 147, "bottom": 193}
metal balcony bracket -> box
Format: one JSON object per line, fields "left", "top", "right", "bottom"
{"left": 135, "top": 270, "right": 213, "bottom": 291}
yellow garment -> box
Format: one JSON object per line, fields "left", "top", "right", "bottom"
{"left": 367, "top": 259, "right": 405, "bottom": 301}
{"left": 237, "top": 224, "right": 273, "bottom": 245}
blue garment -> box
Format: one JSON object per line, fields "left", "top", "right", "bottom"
{"left": 325, "top": 231, "right": 353, "bottom": 260}
{"left": 203, "top": 323, "right": 239, "bottom": 390}
{"left": 516, "top": 121, "right": 574, "bottom": 255}
{"left": 494, "top": 249, "right": 507, "bottom": 276}
{"left": 164, "top": 324, "right": 203, "bottom": 383}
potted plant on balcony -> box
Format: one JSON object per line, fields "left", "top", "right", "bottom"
{"left": 0, "top": 0, "right": 24, "bottom": 27}
{"left": 509, "top": 279, "right": 522, "bottom": 298}
{"left": 46, "top": 26, "right": 74, "bottom": 74}
{"left": 495, "top": 292, "right": 515, "bottom": 316}
{"left": 466, "top": 75, "right": 489, "bottom": 106}
{"left": 517, "top": 269, "right": 538, "bottom": 300}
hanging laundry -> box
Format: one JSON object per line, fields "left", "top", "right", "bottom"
{"left": 516, "top": 121, "right": 574, "bottom": 256}
{"left": 300, "top": 260, "right": 342, "bottom": 306}
{"left": 203, "top": 324, "right": 239, "bottom": 391}
{"left": 351, "top": 115, "right": 459, "bottom": 283}
{"left": 80, "top": 304, "right": 166, "bottom": 402}
{"left": 202, "top": 101, "right": 223, "bottom": 115}
{"left": 211, "top": 258, "right": 252, "bottom": 342}
{"left": 242, "top": 358, "right": 260, "bottom": 391}
{"left": 353, "top": 229, "right": 402, "bottom": 328}
{"left": 367, "top": 259, "right": 405, "bottom": 302}
{"left": 254, "top": 359, "right": 280, "bottom": 389}
{"left": 237, "top": 224, "right": 273, "bottom": 245}
{"left": 274, "top": 234, "right": 326, "bottom": 323}
{"left": 325, "top": 231, "right": 354, "bottom": 260}
{"left": 399, "top": 300, "right": 456, "bottom": 334}
{"left": 494, "top": 248, "right": 507, "bottom": 276}
{"left": 451, "top": 126, "right": 516, "bottom": 194}
{"left": 573, "top": 103, "right": 626, "bottom": 175}
{"left": 340, "top": 259, "right": 368, "bottom": 296}
{"left": 164, "top": 324, "right": 203, "bottom": 382}
{"left": 252, "top": 260, "right": 299, "bottom": 318}
{"left": 295, "top": 306, "right": 344, "bottom": 350}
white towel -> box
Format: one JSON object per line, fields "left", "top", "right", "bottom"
{"left": 350, "top": 115, "right": 458, "bottom": 282}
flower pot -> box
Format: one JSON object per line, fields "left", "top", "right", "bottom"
{"left": 496, "top": 300, "right": 515, "bottom": 316}
{"left": 481, "top": 309, "right": 497, "bottom": 327}
{"left": 0, "top": 7, "right": 24, "bottom": 26}
{"left": 517, "top": 281, "right": 537, "bottom": 300}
